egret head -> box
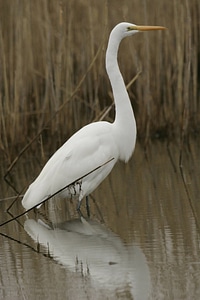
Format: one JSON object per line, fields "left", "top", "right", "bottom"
{"left": 113, "top": 22, "right": 166, "bottom": 40}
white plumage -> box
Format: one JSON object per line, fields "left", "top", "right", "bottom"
{"left": 22, "top": 22, "right": 165, "bottom": 211}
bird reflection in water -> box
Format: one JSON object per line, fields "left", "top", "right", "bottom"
{"left": 24, "top": 217, "right": 151, "bottom": 300}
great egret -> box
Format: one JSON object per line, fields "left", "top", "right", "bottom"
{"left": 22, "top": 22, "right": 165, "bottom": 212}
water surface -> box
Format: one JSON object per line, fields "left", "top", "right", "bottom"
{"left": 0, "top": 140, "right": 200, "bottom": 299}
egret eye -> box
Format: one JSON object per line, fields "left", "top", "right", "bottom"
{"left": 127, "top": 26, "right": 132, "bottom": 31}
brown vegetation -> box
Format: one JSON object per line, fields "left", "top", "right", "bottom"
{"left": 0, "top": 0, "right": 199, "bottom": 160}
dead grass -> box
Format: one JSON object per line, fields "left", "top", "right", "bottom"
{"left": 0, "top": 0, "right": 199, "bottom": 160}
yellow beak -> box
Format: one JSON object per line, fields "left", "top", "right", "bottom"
{"left": 130, "top": 25, "right": 166, "bottom": 31}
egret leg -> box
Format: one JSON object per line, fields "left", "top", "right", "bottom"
{"left": 76, "top": 202, "right": 83, "bottom": 218}
{"left": 76, "top": 197, "right": 90, "bottom": 218}
{"left": 86, "top": 196, "right": 90, "bottom": 218}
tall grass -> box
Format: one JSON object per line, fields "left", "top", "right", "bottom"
{"left": 0, "top": 0, "right": 199, "bottom": 160}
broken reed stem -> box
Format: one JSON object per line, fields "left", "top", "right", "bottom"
{"left": 4, "top": 33, "right": 105, "bottom": 192}
{"left": 179, "top": 147, "right": 200, "bottom": 232}
{"left": 0, "top": 158, "right": 114, "bottom": 228}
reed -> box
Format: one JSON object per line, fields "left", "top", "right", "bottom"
{"left": 0, "top": 0, "right": 199, "bottom": 160}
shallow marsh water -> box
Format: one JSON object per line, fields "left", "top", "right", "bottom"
{"left": 0, "top": 140, "right": 200, "bottom": 300}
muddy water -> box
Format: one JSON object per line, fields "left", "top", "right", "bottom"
{"left": 0, "top": 140, "right": 200, "bottom": 300}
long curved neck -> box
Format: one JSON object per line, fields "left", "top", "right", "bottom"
{"left": 105, "top": 29, "right": 136, "bottom": 162}
{"left": 106, "top": 34, "right": 132, "bottom": 123}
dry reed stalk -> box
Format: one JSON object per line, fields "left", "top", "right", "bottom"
{"left": 0, "top": 0, "right": 199, "bottom": 160}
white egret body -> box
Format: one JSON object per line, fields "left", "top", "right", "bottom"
{"left": 22, "top": 22, "right": 165, "bottom": 211}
